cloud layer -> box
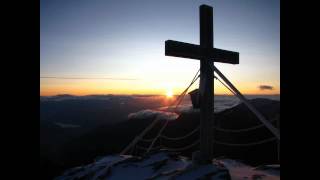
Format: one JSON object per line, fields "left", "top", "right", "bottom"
{"left": 128, "top": 109, "right": 179, "bottom": 121}
{"left": 258, "top": 85, "right": 274, "bottom": 91}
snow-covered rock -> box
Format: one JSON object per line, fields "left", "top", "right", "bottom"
{"left": 55, "top": 151, "right": 231, "bottom": 180}
{"left": 55, "top": 151, "right": 280, "bottom": 180}
{"left": 217, "top": 159, "right": 280, "bottom": 180}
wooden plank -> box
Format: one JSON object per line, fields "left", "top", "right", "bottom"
{"left": 199, "top": 4, "right": 214, "bottom": 163}
{"left": 165, "top": 40, "right": 202, "bottom": 59}
{"left": 213, "top": 48, "right": 239, "bottom": 64}
{"left": 200, "top": 4, "right": 213, "bottom": 48}
{"left": 165, "top": 40, "right": 239, "bottom": 64}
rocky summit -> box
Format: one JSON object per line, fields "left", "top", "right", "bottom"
{"left": 54, "top": 151, "right": 231, "bottom": 180}
{"left": 55, "top": 150, "right": 280, "bottom": 180}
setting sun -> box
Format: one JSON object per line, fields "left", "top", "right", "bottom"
{"left": 166, "top": 89, "right": 173, "bottom": 98}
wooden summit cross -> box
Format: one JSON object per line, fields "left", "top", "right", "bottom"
{"left": 165, "top": 5, "right": 239, "bottom": 163}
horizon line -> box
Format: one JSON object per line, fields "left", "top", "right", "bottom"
{"left": 40, "top": 93, "right": 280, "bottom": 97}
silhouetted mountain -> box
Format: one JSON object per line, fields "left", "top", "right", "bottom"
{"left": 40, "top": 95, "right": 172, "bottom": 179}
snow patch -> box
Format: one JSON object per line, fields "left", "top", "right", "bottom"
{"left": 218, "top": 159, "right": 280, "bottom": 180}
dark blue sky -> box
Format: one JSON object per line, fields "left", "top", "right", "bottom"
{"left": 40, "top": 0, "right": 279, "bottom": 95}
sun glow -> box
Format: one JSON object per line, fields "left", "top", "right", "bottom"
{"left": 166, "top": 89, "right": 173, "bottom": 98}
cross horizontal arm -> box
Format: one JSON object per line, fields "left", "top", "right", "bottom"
{"left": 165, "top": 40, "right": 239, "bottom": 64}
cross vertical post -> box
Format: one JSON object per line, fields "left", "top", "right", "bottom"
{"left": 199, "top": 5, "right": 214, "bottom": 163}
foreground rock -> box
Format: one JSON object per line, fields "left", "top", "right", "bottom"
{"left": 55, "top": 151, "right": 231, "bottom": 180}
{"left": 219, "top": 159, "right": 280, "bottom": 180}
{"left": 55, "top": 151, "right": 280, "bottom": 180}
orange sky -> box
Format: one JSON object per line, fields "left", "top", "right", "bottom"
{"left": 40, "top": 77, "right": 280, "bottom": 96}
